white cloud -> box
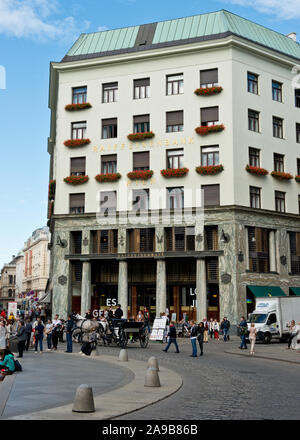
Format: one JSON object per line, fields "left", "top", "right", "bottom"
{"left": 0, "top": 0, "right": 91, "bottom": 41}
{"left": 97, "top": 26, "right": 109, "bottom": 32}
{"left": 224, "top": 0, "right": 300, "bottom": 20}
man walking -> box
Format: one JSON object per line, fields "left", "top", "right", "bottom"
{"left": 34, "top": 317, "right": 45, "bottom": 354}
{"left": 52, "top": 314, "right": 62, "bottom": 351}
{"left": 202, "top": 317, "right": 209, "bottom": 343}
{"left": 189, "top": 320, "right": 198, "bottom": 357}
{"left": 221, "top": 317, "right": 230, "bottom": 342}
{"left": 238, "top": 316, "right": 248, "bottom": 349}
{"left": 16, "top": 320, "right": 27, "bottom": 358}
{"left": 163, "top": 321, "right": 179, "bottom": 353}
{"left": 25, "top": 318, "right": 32, "bottom": 351}
{"left": 65, "top": 315, "right": 73, "bottom": 353}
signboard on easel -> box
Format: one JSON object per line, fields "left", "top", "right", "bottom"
{"left": 8, "top": 302, "right": 18, "bottom": 318}
{"left": 150, "top": 316, "right": 168, "bottom": 341}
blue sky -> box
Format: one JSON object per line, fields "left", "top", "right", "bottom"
{"left": 0, "top": 0, "right": 300, "bottom": 268}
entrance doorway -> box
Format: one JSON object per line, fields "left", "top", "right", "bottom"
{"left": 207, "top": 284, "right": 219, "bottom": 321}
{"left": 129, "top": 285, "right": 156, "bottom": 321}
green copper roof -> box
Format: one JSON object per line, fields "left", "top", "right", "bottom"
{"left": 62, "top": 10, "right": 300, "bottom": 62}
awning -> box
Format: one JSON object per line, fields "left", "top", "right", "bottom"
{"left": 290, "top": 287, "right": 300, "bottom": 296}
{"left": 247, "top": 285, "right": 286, "bottom": 297}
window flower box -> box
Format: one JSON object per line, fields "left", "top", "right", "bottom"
{"left": 245, "top": 165, "right": 269, "bottom": 176}
{"left": 65, "top": 103, "right": 92, "bottom": 111}
{"left": 194, "top": 86, "right": 223, "bottom": 96}
{"left": 95, "top": 173, "right": 122, "bottom": 183}
{"left": 127, "top": 170, "right": 153, "bottom": 180}
{"left": 195, "top": 124, "right": 225, "bottom": 135}
{"left": 271, "top": 171, "right": 293, "bottom": 180}
{"left": 64, "top": 175, "right": 89, "bottom": 185}
{"left": 127, "top": 132, "right": 155, "bottom": 141}
{"left": 64, "top": 139, "right": 91, "bottom": 147}
{"left": 160, "top": 168, "right": 189, "bottom": 178}
{"left": 196, "top": 165, "right": 224, "bottom": 175}
{"left": 48, "top": 179, "right": 56, "bottom": 200}
{"left": 295, "top": 175, "right": 300, "bottom": 182}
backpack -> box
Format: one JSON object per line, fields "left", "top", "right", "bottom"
{"left": 14, "top": 359, "right": 22, "bottom": 372}
{"left": 81, "top": 342, "right": 93, "bottom": 356}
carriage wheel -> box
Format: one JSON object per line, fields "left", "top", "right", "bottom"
{"left": 140, "top": 329, "right": 149, "bottom": 348}
{"left": 119, "top": 330, "right": 128, "bottom": 349}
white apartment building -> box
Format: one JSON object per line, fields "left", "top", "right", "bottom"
{"left": 48, "top": 10, "right": 300, "bottom": 325}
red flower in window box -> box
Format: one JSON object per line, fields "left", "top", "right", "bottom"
{"left": 194, "top": 86, "right": 223, "bottom": 96}
{"left": 295, "top": 175, "right": 300, "bottom": 182}
{"left": 64, "top": 139, "right": 91, "bottom": 147}
{"left": 196, "top": 165, "right": 224, "bottom": 175}
{"left": 160, "top": 168, "right": 189, "bottom": 178}
{"left": 271, "top": 171, "right": 293, "bottom": 180}
{"left": 127, "top": 132, "right": 155, "bottom": 141}
{"left": 245, "top": 165, "right": 269, "bottom": 176}
{"left": 65, "top": 103, "right": 92, "bottom": 111}
{"left": 95, "top": 173, "right": 122, "bottom": 183}
{"left": 64, "top": 175, "right": 89, "bottom": 185}
{"left": 127, "top": 170, "right": 153, "bottom": 180}
{"left": 195, "top": 124, "right": 225, "bottom": 135}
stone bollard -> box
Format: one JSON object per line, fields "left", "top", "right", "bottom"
{"left": 144, "top": 367, "right": 161, "bottom": 387}
{"left": 147, "top": 356, "right": 159, "bottom": 371}
{"left": 119, "top": 349, "right": 128, "bottom": 362}
{"left": 72, "top": 384, "right": 95, "bottom": 413}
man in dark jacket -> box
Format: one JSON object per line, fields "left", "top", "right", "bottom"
{"left": 25, "top": 319, "right": 32, "bottom": 351}
{"left": 16, "top": 320, "right": 27, "bottom": 358}
{"left": 114, "top": 304, "right": 123, "bottom": 320}
{"left": 163, "top": 321, "right": 179, "bottom": 353}
{"left": 221, "top": 317, "right": 231, "bottom": 342}
{"left": 65, "top": 315, "right": 74, "bottom": 353}
{"left": 238, "top": 316, "right": 248, "bottom": 349}
{"left": 85, "top": 309, "right": 93, "bottom": 320}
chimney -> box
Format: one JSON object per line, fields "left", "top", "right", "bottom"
{"left": 287, "top": 32, "right": 297, "bottom": 42}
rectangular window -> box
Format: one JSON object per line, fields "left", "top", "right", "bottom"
{"left": 201, "top": 145, "right": 219, "bottom": 166}
{"left": 295, "top": 89, "right": 300, "bottom": 108}
{"left": 92, "top": 230, "right": 118, "bottom": 254}
{"left": 72, "top": 86, "right": 87, "bottom": 104}
{"left": 273, "top": 116, "right": 283, "bottom": 138}
{"left": 248, "top": 110, "right": 259, "bottom": 132}
{"left": 100, "top": 191, "right": 117, "bottom": 213}
{"left": 8, "top": 275, "right": 13, "bottom": 285}
{"left": 272, "top": 81, "right": 282, "bottom": 102}
{"left": 101, "top": 154, "right": 117, "bottom": 174}
{"left": 247, "top": 72, "right": 258, "bottom": 94}
{"left": 166, "top": 74, "right": 183, "bottom": 95}
{"left": 132, "top": 189, "right": 149, "bottom": 211}
{"left": 289, "top": 232, "right": 300, "bottom": 274}
{"left": 102, "top": 82, "right": 118, "bottom": 103}
{"left": 166, "top": 111, "right": 184, "bottom": 132}
{"left": 167, "top": 149, "right": 184, "bottom": 169}
{"left": 128, "top": 229, "right": 155, "bottom": 253}
{"left": 71, "top": 231, "right": 82, "bottom": 254}
{"left": 165, "top": 227, "right": 195, "bottom": 252}
{"left": 134, "top": 78, "right": 150, "bottom": 99}
{"left": 274, "top": 153, "right": 284, "bottom": 172}
{"left": 133, "top": 151, "right": 149, "bottom": 170}
{"left": 248, "top": 227, "right": 270, "bottom": 273}
{"left": 200, "top": 69, "right": 218, "bottom": 87}
{"left": 201, "top": 107, "right": 219, "bottom": 126}
{"left": 70, "top": 193, "right": 85, "bottom": 214}
{"left": 202, "top": 184, "right": 220, "bottom": 207}
{"left": 250, "top": 186, "right": 261, "bottom": 209}
{"left": 205, "top": 226, "right": 218, "bottom": 250}
{"left": 70, "top": 157, "right": 86, "bottom": 176}
{"left": 71, "top": 121, "right": 86, "bottom": 139}
{"left": 297, "top": 158, "right": 300, "bottom": 176}
{"left": 296, "top": 123, "right": 300, "bottom": 143}
{"left": 102, "top": 118, "right": 117, "bottom": 139}
{"left": 275, "top": 191, "right": 285, "bottom": 213}
{"left": 249, "top": 147, "right": 260, "bottom": 167}
{"left": 167, "top": 187, "right": 184, "bottom": 209}
{"left": 133, "top": 114, "right": 150, "bottom": 133}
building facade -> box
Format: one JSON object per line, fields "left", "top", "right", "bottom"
{"left": 15, "top": 251, "right": 25, "bottom": 305}
{"left": 22, "top": 227, "right": 50, "bottom": 301}
{"left": 0, "top": 261, "right": 16, "bottom": 310}
{"left": 48, "top": 10, "right": 300, "bottom": 323}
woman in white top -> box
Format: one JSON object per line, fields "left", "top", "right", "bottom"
{"left": 212, "top": 319, "right": 220, "bottom": 340}
{"left": 5, "top": 321, "right": 12, "bottom": 348}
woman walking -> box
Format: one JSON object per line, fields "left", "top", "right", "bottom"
{"left": 287, "top": 320, "right": 297, "bottom": 349}
{"left": 208, "top": 318, "right": 214, "bottom": 339}
{"left": 197, "top": 322, "right": 205, "bottom": 356}
{"left": 249, "top": 323, "right": 257, "bottom": 355}
{"left": 212, "top": 319, "right": 220, "bottom": 340}
{"left": 45, "top": 319, "right": 53, "bottom": 351}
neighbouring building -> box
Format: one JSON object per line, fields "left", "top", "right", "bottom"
{"left": 14, "top": 251, "right": 25, "bottom": 306}
{"left": 22, "top": 227, "right": 50, "bottom": 302}
{"left": 0, "top": 259, "right": 17, "bottom": 310}
{"left": 48, "top": 10, "right": 300, "bottom": 324}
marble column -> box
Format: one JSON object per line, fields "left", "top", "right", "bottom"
{"left": 52, "top": 230, "right": 71, "bottom": 320}
{"left": 269, "top": 230, "right": 276, "bottom": 272}
{"left": 118, "top": 260, "right": 128, "bottom": 318}
{"left": 156, "top": 259, "right": 166, "bottom": 317}
{"left": 196, "top": 259, "right": 206, "bottom": 323}
{"left": 81, "top": 260, "right": 91, "bottom": 316}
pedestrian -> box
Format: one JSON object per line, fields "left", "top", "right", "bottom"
{"left": 34, "top": 317, "right": 44, "bottom": 354}
{"left": 16, "top": 320, "right": 27, "bottom": 358}
{"left": 163, "top": 321, "right": 179, "bottom": 353}
{"left": 212, "top": 318, "right": 220, "bottom": 340}
{"left": 202, "top": 317, "right": 209, "bottom": 343}
{"left": 238, "top": 316, "right": 248, "bottom": 349}
{"left": 65, "top": 315, "right": 73, "bottom": 353}
{"left": 208, "top": 318, "right": 214, "bottom": 339}
{"left": 85, "top": 309, "right": 93, "bottom": 320}
{"left": 0, "top": 348, "right": 15, "bottom": 381}
{"left": 137, "top": 310, "right": 144, "bottom": 322}
{"left": 58, "top": 319, "right": 65, "bottom": 343}
{"left": 143, "top": 307, "right": 151, "bottom": 333}
{"left": 51, "top": 314, "right": 62, "bottom": 351}
{"left": 5, "top": 320, "right": 12, "bottom": 348}
{"left": 114, "top": 304, "right": 123, "bottom": 320}
{"left": 0, "top": 321, "right": 7, "bottom": 349}
{"left": 221, "top": 317, "right": 230, "bottom": 342}
{"left": 45, "top": 319, "right": 53, "bottom": 351}
{"left": 25, "top": 319, "right": 32, "bottom": 351}
{"left": 249, "top": 323, "right": 257, "bottom": 355}
{"left": 197, "top": 322, "right": 205, "bottom": 356}
{"left": 287, "top": 320, "right": 297, "bottom": 349}
{"left": 189, "top": 320, "right": 198, "bottom": 357}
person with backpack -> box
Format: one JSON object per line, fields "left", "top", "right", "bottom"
{"left": 34, "top": 317, "right": 45, "bottom": 354}
{"left": 162, "top": 321, "right": 179, "bottom": 353}
{"left": 0, "top": 348, "right": 15, "bottom": 381}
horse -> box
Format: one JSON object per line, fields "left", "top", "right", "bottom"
{"left": 72, "top": 314, "right": 108, "bottom": 344}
